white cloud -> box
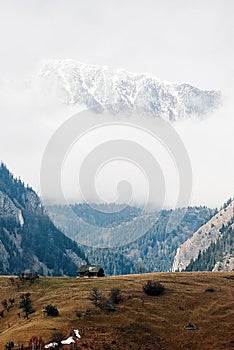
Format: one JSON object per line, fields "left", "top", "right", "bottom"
{"left": 174, "top": 90, "right": 234, "bottom": 207}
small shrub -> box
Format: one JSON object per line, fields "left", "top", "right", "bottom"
{"left": 2, "top": 298, "right": 14, "bottom": 312}
{"left": 99, "top": 300, "right": 116, "bottom": 313}
{"left": 2, "top": 299, "right": 10, "bottom": 312}
{"left": 19, "top": 293, "right": 34, "bottom": 316}
{"left": 90, "top": 288, "right": 116, "bottom": 312}
{"left": 50, "top": 331, "right": 66, "bottom": 346}
{"left": 0, "top": 310, "right": 4, "bottom": 317}
{"left": 44, "top": 304, "right": 59, "bottom": 317}
{"left": 205, "top": 287, "right": 215, "bottom": 293}
{"left": 110, "top": 288, "right": 121, "bottom": 304}
{"left": 143, "top": 280, "right": 165, "bottom": 296}
{"left": 76, "top": 310, "right": 82, "bottom": 319}
{"left": 89, "top": 287, "right": 104, "bottom": 306}
{"left": 5, "top": 342, "right": 14, "bottom": 350}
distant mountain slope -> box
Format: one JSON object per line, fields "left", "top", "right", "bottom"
{"left": 48, "top": 204, "right": 159, "bottom": 248}
{"left": 0, "top": 163, "right": 88, "bottom": 276}
{"left": 172, "top": 199, "right": 234, "bottom": 272}
{"left": 48, "top": 204, "right": 214, "bottom": 275}
{"left": 38, "top": 59, "right": 221, "bottom": 121}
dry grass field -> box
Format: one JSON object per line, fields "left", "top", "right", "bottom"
{"left": 0, "top": 272, "right": 233, "bottom": 349}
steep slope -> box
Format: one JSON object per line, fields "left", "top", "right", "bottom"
{"left": 0, "top": 163, "right": 88, "bottom": 276}
{"left": 118, "top": 207, "right": 214, "bottom": 273}
{"left": 48, "top": 204, "right": 214, "bottom": 275}
{"left": 172, "top": 199, "right": 234, "bottom": 272}
{"left": 38, "top": 59, "right": 221, "bottom": 121}
{"left": 185, "top": 216, "right": 234, "bottom": 272}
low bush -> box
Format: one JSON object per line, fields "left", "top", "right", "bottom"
{"left": 5, "top": 342, "right": 14, "bottom": 350}
{"left": 110, "top": 288, "right": 121, "bottom": 304}
{"left": 89, "top": 287, "right": 104, "bottom": 306}
{"left": 99, "top": 300, "right": 116, "bottom": 313}
{"left": 50, "top": 331, "right": 66, "bottom": 345}
{"left": 44, "top": 304, "right": 59, "bottom": 317}
{"left": 2, "top": 299, "right": 10, "bottom": 312}
{"left": 76, "top": 310, "right": 82, "bottom": 319}
{"left": 143, "top": 280, "right": 165, "bottom": 296}
{"left": 90, "top": 288, "right": 116, "bottom": 312}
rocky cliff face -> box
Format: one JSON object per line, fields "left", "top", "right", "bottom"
{"left": 213, "top": 253, "right": 234, "bottom": 271}
{"left": 172, "top": 199, "right": 234, "bottom": 272}
{"left": 0, "top": 190, "right": 24, "bottom": 226}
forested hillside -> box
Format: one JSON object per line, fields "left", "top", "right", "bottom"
{"left": 49, "top": 204, "right": 214, "bottom": 275}
{"left": 0, "top": 163, "right": 88, "bottom": 275}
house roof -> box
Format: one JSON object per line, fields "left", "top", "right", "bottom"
{"left": 78, "top": 265, "right": 104, "bottom": 273}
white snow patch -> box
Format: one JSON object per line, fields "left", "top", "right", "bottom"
{"left": 18, "top": 210, "right": 24, "bottom": 226}
{"left": 61, "top": 336, "right": 75, "bottom": 345}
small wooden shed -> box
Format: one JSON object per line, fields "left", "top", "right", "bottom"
{"left": 19, "top": 269, "right": 39, "bottom": 281}
{"left": 78, "top": 265, "right": 105, "bottom": 278}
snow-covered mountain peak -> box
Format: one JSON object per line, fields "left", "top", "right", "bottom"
{"left": 38, "top": 59, "right": 221, "bottom": 121}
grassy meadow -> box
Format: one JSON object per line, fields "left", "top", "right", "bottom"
{"left": 0, "top": 272, "right": 233, "bottom": 349}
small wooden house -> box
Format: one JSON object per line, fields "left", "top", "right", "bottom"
{"left": 19, "top": 269, "right": 39, "bottom": 281}
{"left": 78, "top": 265, "right": 105, "bottom": 278}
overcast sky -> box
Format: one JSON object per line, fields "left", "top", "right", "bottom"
{"left": 0, "top": 0, "right": 234, "bottom": 208}
{"left": 0, "top": 0, "right": 233, "bottom": 89}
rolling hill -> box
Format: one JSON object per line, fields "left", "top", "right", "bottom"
{"left": 0, "top": 272, "right": 233, "bottom": 349}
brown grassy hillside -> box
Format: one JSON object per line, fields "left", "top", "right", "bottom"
{"left": 0, "top": 272, "right": 233, "bottom": 350}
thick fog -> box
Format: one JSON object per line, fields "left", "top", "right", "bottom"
{"left": 0, "top": 0, "right": 233, "bottom": 209}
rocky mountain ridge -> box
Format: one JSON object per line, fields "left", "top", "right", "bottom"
{"left": 38, "top": 59, "right": 221, "bottom": 121}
